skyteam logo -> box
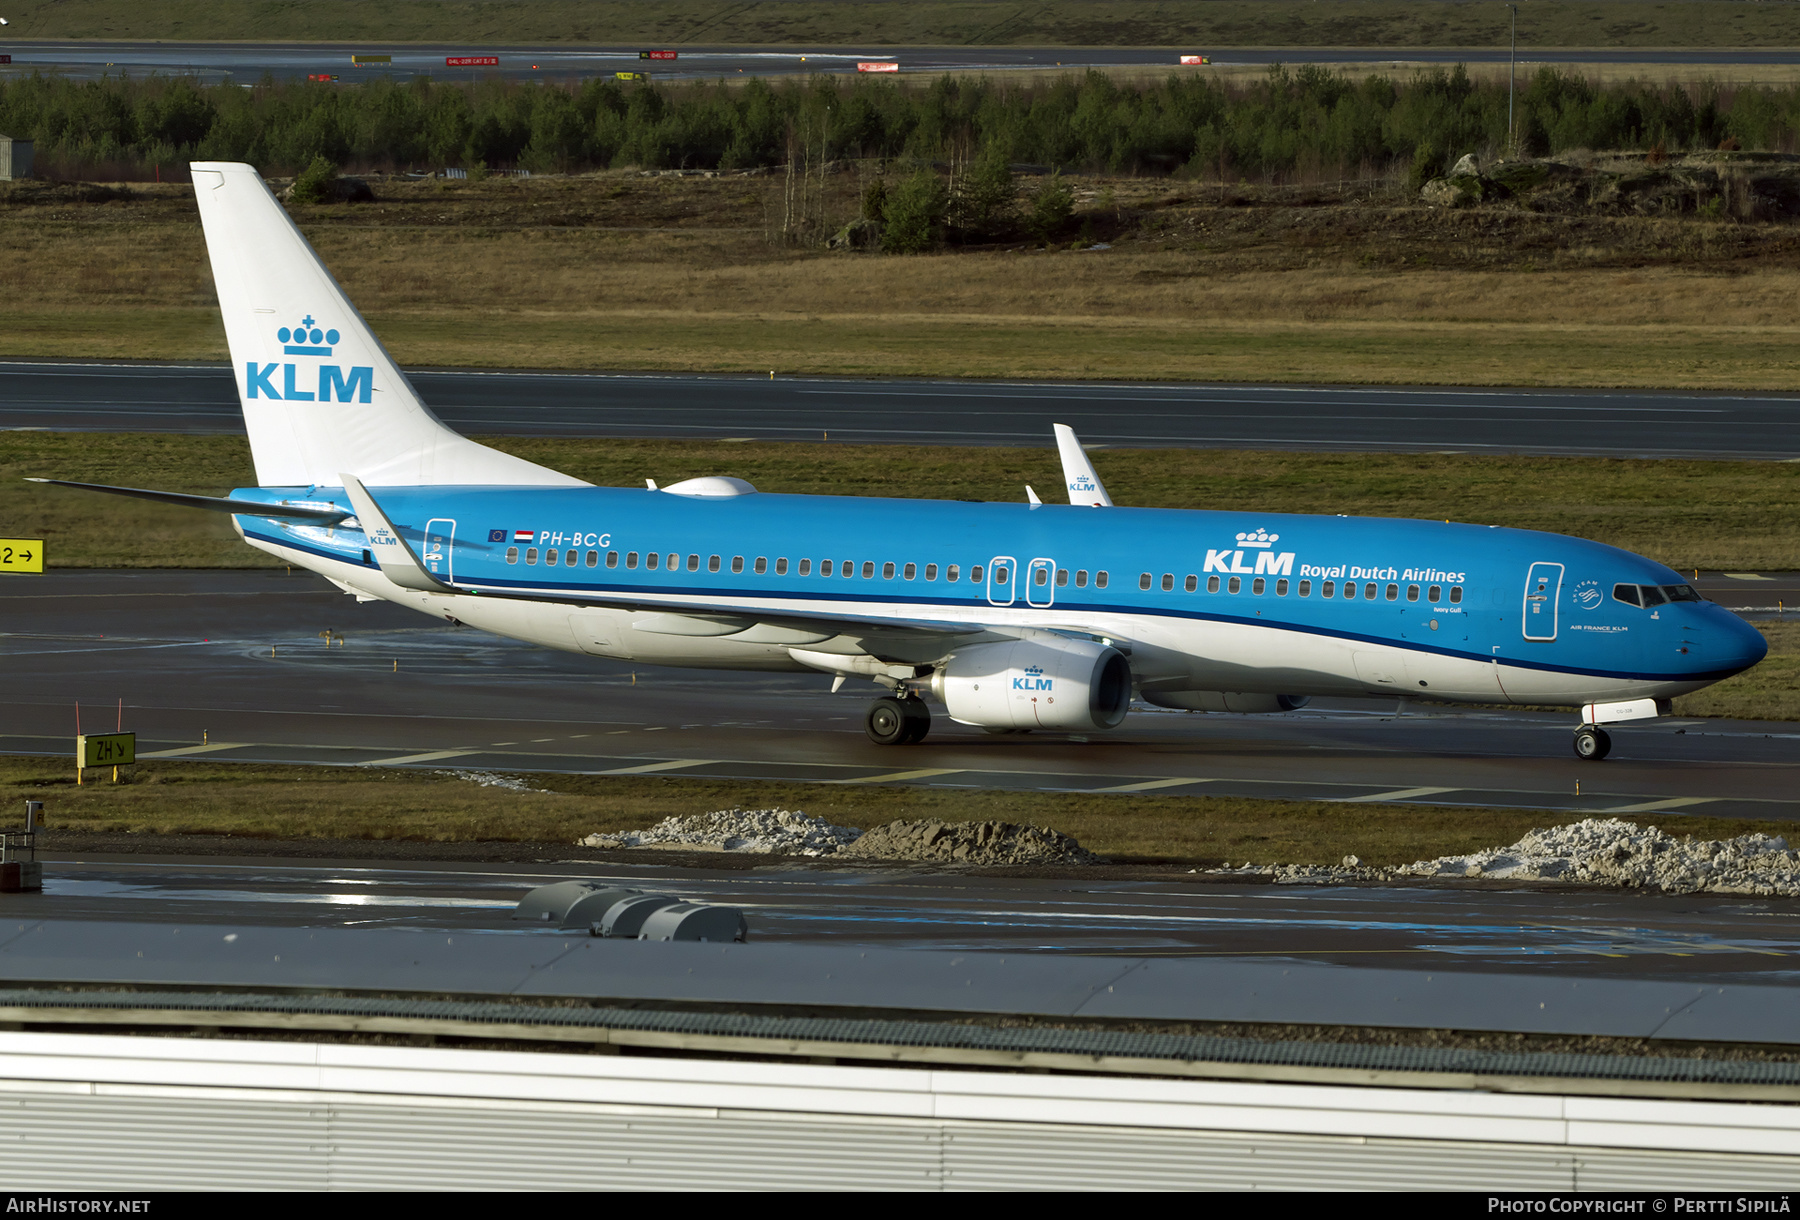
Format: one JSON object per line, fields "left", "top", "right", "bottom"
{"left": 245, "top": 311, "right": 372, "bottom": 404}
{"left": 279, "top": 315, "right": 340, "bottom": 356}
{"left": 1013, "top": 664, "right": 1053, "bottom": 692}
{"left": 1204, "top": 527, "right": 1294, "bottom": 576}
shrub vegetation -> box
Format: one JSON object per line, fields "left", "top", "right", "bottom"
{"left": 7, "top": 65, "right": 1800, "bottom": 183}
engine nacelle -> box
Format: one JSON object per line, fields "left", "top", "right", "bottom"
{"left": 1141, "top": 690, "right": 1310, "bottom": 713}
{"left": 931, "top": 637, "right": 1130, "bottom": 731}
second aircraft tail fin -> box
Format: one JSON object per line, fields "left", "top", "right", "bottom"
{"left": 1053, "top": 423, "right": 1113, "bottom": 507}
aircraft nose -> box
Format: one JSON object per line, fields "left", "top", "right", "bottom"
{"left": 1713, "top": 609, "right": 1769, "bottom": 676}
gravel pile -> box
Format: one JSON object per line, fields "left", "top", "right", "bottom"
{"left": 842, "top": 819, "right": 1101, "bottom": 866}
{"left": 1396, "top": 818, "right": 1800, "bottom": 896}
{"left": 580, "top": 808, "right": 861, "bottom": 857}
{"left": 1226, "top": 818, "right": 1800, "bottom": 896}
{"left": 579, "top": 809, "right": 1102, "bottom": 865}
{"left": 438, "top": 770, "right": 545, "bottom": 793}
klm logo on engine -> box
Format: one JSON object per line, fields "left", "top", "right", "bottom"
{"left": 1013, "top": 664, "right": 1053, "bottom": 692}
{"left": 244, "top": 314, "right": 373, "bottom": 403}
{"left": 1204, "top": 527, "right": 1295, "bottom": 576}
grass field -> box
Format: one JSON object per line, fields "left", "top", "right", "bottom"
{"left": 10, "top": 1, "right": 1800, "bottom": 49}
{"left": 11, "top": 174, "right": 1800, "bottom": 390}
{"left": 7, "top": 754, "right": 1791, "bottom": 866}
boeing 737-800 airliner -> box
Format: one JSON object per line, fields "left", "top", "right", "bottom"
{"left": 36, "top": 162, "right": 1768, "bottom": 760}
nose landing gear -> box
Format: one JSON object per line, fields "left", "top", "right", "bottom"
{"left": 865, "top": 694, "right": 931, "bottom": 744}
{"left": 1573, "top": 725, "right": 1612, "bottom": 761}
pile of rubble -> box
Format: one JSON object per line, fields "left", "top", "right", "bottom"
{"left": 580, "top": 809, "right": 1102, "bottom": 865}
{"left": 1229, "top": 818, "right": 1800, "bottom": 896}
{"left": 580, "top": 808, "right": 861, "bottom": 857}
{"left": 842, "top": 819, "right": 1101, "bottom": 866}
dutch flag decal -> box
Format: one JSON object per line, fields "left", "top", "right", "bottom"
{"left": 513, "top": 529, "right": 534, "bottom": 543}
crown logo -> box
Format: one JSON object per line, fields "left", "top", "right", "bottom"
{"left": 279, "top": 315, "right": 339, "bottom": 356}
{"left": 1023, "top": 665, "right": 1044, "bottom": 676}
{"left": 1236, "top": 528, "right": 1279, "bottom": 549}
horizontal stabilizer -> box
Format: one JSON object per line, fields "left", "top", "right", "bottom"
{"left": 339, "top": 474, "right": 450, "bottom": 593}
{"left": 25, "top": 478, "right": 349, "bottom": 522}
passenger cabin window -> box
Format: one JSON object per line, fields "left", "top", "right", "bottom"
{"left": 605, "top": 551, "right": 618, "bottom": 569}
{"left": 1386, "top": 584, "right": 1398, "bottom": 601}
{"left": 1252, "top": 577, "right": 1265, "bottom": 595}
{"left": 1095, "top": 571, "right": 1108, "bottom": 589}
{"left": 948, "top": 564, "right": 960, "bottom": 582}
{"left": 1184, "top": 575, "right": 1198, "bottom": 593}
{"left": 666, "top": 553, "right": 677, "bottom": 570}
{"left": 1075, "top": 570, "right": 1088, "bottom": 587}
{"left": 525, "top": 547, "right": 539, "bottom": 565}
{"left": 1298, "top": 580, "right": 1310, "bottom": 596}
{"left": 754, "top": 557, "right": 767, "bottom": 574}
{"left": 971, "top": 566, "right": 984, "bottom": 583}
{"left": 1276, "top": 578, "right": 1289, "bottom": 596}
{"left": 506, "top": 547, "right": 519, "bottom": 564}
{"left": 544, "top": 549, "right": 558, "bottom": 566}
{"left": 1449, "top": 586, "right": 1463, "bottom": 604}
{"left": 1035, "top": 567, "right": 1049, "bottom": 587}
{"left": 820, "top": 559, "right": 832, "bottom": 576}
{"left": 1365, "top": 582, "right": 1378, "bottom": 600}
{"left": 1207, "top": 575, "right": 1220, "bottom": 593}
{"left": 1056, "top": 569, "right": 1068, "bottom": 587}
{"left": 799, "top": 559, "right": 812, "bottom": 576}
{"left": 904, "top": 563, "right": 917, "bottom": 580}
{"left": 1161, "top": 573, "right": 1174, "bottom": 591}
{"left": 688, "top": 554, "right": 701, "bottom": 572}
{"left": 646, "top": 552, "right": 658, "bottom": 570}
{"left": 1140, "top": 573, "right": 1152, "bottom": 591}
{"left": 1228, "top": 576, "right": 1241, "bottom": 594}
{"left": 884, "top": 562, "right": 897, "bottom": 579}
{"left": 775, "top": 558, "right": 788, "bottom": 575}
{"left": 1323, "top": 581, "right": 1334, "bottom": 597}
{"left": 1343, "top": 582, "right": 1355, "bottom": 599}
{"left": 708, "top": 555, "right": 721, "bottom": 573}
{"left": 585, "top": 551, "right": 597, "bottom": 567}
{"left": 1427, "top": 585, "right": 1440, "bottom": 602}
{"left": 844, "top": 561, "right": 855, "bottom": 579}
{"left": 731, "top": 556, "right": 743, "bottom": 573}
{"left": 925, "top": 564, "right": 938, "bottom": 581}
{"left": 1406, "top": 585, "right": 1418, "bottom": 601}
{"left": 863, "top": 561, "right": 876, "bottom": 579}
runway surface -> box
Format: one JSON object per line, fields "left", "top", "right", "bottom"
{"left": 11, "top": 850, "right": 1800, "bottom": 988}
{"left": 10, "top": 361, "right": 1800, "bottom": 459}
{"left": 2, "top": 570, "right": 1796, "bottom": 822}
{"left": 7, "top": 41, "right": 1800, "bottom": 86}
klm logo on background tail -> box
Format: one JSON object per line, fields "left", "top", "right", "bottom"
{"left": 246, "top": 314, "right": 372, "bottom": 403}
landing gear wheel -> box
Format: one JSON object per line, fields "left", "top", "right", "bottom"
{"left": 865, "top": 697, "right": 910, "bottom": 745}
{"left": 899, "top": 697, "right": 931, "bottom": 744}
{"left": 1573, "top": 726, "right": 1612, "bottom": 761}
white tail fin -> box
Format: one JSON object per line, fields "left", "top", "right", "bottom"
{"left": 1052, "top": 423, "right": 1112, "bottom": 506}
{"left": 189, "top": 162, "right": 585, "bottom": 489}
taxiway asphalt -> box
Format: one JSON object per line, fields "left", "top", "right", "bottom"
{"left": 9, "top": 361, "right": 1800, "bottom": 459}
{"left": 2, "top": 570, "right": 1796, "bottom": 823}
{"left": 8, "top": 41, "right": 1800, "bottom": 86}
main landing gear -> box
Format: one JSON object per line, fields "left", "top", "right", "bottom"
{"left": 865, "top": 694, "right": 931, "bottom": 745}
{"left": 1572, "top": 725, "right": 1613, "bottom": 761}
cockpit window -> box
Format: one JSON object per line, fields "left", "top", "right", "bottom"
{"left": 1615, "top": 582, "right": 1699, "bottom": 608}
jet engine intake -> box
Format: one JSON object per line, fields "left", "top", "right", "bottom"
{"left": 1141, "top": 690, "right": 1310, "bottom": 713}
{"left": 931, "top": 637, "right": 1130, "bottom": 731}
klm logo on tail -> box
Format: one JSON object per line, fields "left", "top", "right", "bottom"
{"left": 246, "top": 314, "right": 372, "bottom": 403}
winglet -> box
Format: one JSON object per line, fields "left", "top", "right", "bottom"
{"left": 1025, "top": 484, "right": 1043, "bottom": 506}
{"left": 1053, "top": 423, "right": 1113, "bottom": 507}
{"left": 339, "top": 474, "right": 451, "bottom": 593}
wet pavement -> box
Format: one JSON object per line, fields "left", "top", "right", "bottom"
{"left": 13, "top": 851, "right": 1800, "bottom": 986}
